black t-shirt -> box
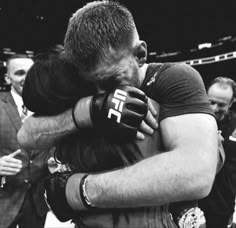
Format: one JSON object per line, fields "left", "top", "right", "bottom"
{"left": 141, "top": 62, "right": 214, "bottom": 120}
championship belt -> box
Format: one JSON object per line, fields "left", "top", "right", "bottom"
{"left": 177, "top": 207, "right": 206, "bottom": 228}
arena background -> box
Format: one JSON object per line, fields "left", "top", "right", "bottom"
{"left": 0, "top": 0, "right": 236, "bottom": 226}
{"left": 0, "top": 0, "right": 236, "bottom": 86}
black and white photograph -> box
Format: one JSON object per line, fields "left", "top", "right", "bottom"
{"left": 0, "top": 1, "right": 236, "bottom": 228}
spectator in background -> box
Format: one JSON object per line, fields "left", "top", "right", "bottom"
{"left": 0, "top": 54, "right": 52, "bottom": 228}
{"left": 199, "top": 77, "right": 236, "bottom": 228}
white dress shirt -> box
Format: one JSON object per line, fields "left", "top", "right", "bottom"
{"left": 11, "top": 88, "right": 33, "bottom": 120}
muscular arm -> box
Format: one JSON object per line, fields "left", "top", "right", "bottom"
{"left": 17, "top": 98, "right": 157, "bottom": 150}
{"left": 17, "top": 109, "right": 77, "bottom": 149}
{"left": 66, "top": 113, "right": 218, "bottom": 209}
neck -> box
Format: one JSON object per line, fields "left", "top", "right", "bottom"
{"left": 139, "top": 63, "right": 148, "bottom": 84}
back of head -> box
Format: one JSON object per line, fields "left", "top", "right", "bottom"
{"left": 23, "top": 51, "right": 95, "bottom": 115}
{"left": 64, "top": 0, "right": 136, "bottom": 73}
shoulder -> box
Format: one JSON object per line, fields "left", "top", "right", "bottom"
{"left": 158, "top": 62, "right": 203, "bottom": 84}
{"left": 0, "top": 92, "right": 13, "bottom": 110}
{"left": 151, "top": 62, "right": 206, "bottom": 98}
{"left": 150, "top": 63, "right": 213, "bottom": 120}
{"left": 0, "top": 92, "right": 9, "bottom": 104}
{"left": 0, "top": 91, "right": 10, "bottom": 99}
{"left": 152, "top": 62, "right": 206, "bottom": 99}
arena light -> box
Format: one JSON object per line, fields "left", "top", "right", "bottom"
{"left": 149, "top": 52, "right": 157, "bottom": 56}
{"left": 25, "top": 50, "right": 34, "bottom": 54}
{"left": 179, "top": 51, "right": 236, "bottom": 66}
{"left": 198, "top": 43, "right": 212, "bottom": 50}
{"left": 3, "top": 51, "right": 16, "bottom": 55}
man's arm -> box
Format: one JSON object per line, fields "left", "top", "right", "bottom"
{"left": 18, "top": 94, "right": 158, "bottom": 150}
{"left": 66, "top": 113, "right": 218, "bottom": 209}
{"left": 17, "top": 109, "right": 77, "bottom": 149}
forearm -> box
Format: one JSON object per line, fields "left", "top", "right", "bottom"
{"left": 68, "top": 147, "right": 217, "bottom": 210}
{"left": 89, "top": 151, "right": 215, "bottom": 207}
{"left": 17, "top": 109, "right": 77, "bottom": 150}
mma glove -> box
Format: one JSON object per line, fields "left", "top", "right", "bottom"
{"left": 44, "top": 171, "right": 75, "bottom": 222}
{"left": 73, "top": 86, "right": 148, "bottom": 141}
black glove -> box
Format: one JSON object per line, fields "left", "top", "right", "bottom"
{"left": 44, "top": 171, "right": 75, "bottom": 222}
{"left": 90, "top": 86, "right": 148, "bottom": 142}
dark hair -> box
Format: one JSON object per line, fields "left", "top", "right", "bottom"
{"left": 23, "top": 51, "right": 95, "bottom": 115}
{"left": 48, "top": 44, "right": 64, "bottom": 54}
{"left": 208, "top": 77, "right": 236, "bottom": 102}
{"left": 56, "top": 129, "right": 143, "bottom": 173}
{"left": 64, "top": 0, "right": 136, "bottom": 72}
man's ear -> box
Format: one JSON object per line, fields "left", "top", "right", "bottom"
{"left": 134, "top": 41, "right": 147, "bottom": 67}
{"left": 4, "top": 73, "right": 11, "bottom": 84}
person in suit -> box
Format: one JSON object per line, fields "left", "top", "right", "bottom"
{"left": 0, "top": 54, "right": 51, "bottom": 228}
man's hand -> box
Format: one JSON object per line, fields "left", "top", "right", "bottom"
{"left": 136, "top": 98, "right": 158, "bottom": 140}
{"left": 74, "top": 86, "right": 149, "bottom": 142}
{"left": 0, "top": 149, "right": 22, "bottom": 176}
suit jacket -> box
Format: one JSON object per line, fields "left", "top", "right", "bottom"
{"left": 0, "top": 92, "right": 50, "bottom": 227}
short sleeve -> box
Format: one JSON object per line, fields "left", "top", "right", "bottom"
{"left": 152, "top": 63, "right": 214, "bottom": 121}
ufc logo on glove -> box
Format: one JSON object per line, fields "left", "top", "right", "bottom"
{"left": 107, "top": 89, "right": 127, "bottom": 123}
